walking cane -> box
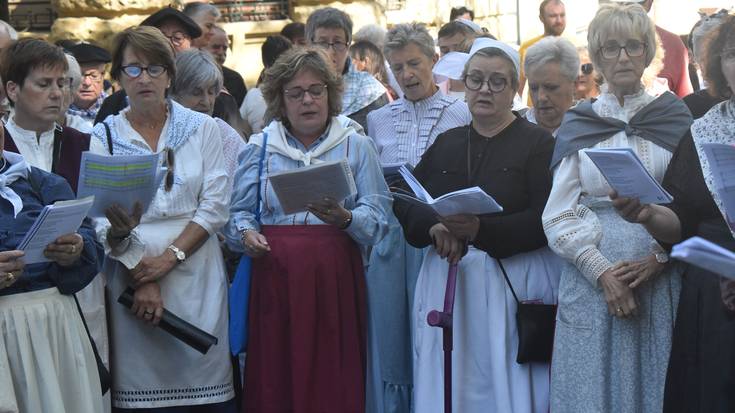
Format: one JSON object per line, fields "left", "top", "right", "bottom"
{"left": 427, "top": 262, "right": 459, "bottom": 413}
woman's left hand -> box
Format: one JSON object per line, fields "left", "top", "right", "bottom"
{"left": 130, "top": 253, "right": 177, "bottom": 287}
{"left": 615, "top": 254, "right": 665, "bottom": 288}
{"left": 44, "top": 233, "right": 84, "bottom": 267}
{"left": 307, "top": 197, "right": 352, "bottom": 228}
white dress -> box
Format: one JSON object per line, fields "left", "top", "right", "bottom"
{"left": 94, "top": 109, "right": 234, "bottom": 409}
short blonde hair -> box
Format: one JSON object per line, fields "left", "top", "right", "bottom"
{"left": 587, "top": 3, "right": 657, "bottom": 71}
{"left": 261, "top": 47, "right": 343, "bottom": 125}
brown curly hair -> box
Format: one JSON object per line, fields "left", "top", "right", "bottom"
{"left": 702, "top": 14, "right": 735, "bottom": 99}
{"left": 261, "top": 47, "right": 343, "bottom": 125}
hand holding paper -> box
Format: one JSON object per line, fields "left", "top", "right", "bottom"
{"left": 17, "top": 196, "right": 94, "bottom": 265}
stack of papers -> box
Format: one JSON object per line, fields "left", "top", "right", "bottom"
{"left": 701, "top": 143, "right": 735, "bottom": 230}
{"left": 394, "top": 165, "right": 503, "bottom": 216}
{"left": 17, "top": 196, "right": 95, "bottom": 264}
{"left": 268, "top": 159, "right": 357, "bottom": 215}
{"left": 671, "top": 236, "right": 735, "bottom": 279}
{"left": 77, "top": 152, "right": 163, "bottom": 218}
{"left": 584, "top": 148, "right": 673, "bottom": 204}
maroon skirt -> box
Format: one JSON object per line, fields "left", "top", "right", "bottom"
{"left": 243, "top": 225, "right": 367, "bottom": 413}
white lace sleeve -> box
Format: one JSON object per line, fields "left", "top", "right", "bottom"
{"left": 543, "top": 153, "right": 613, "bottom": 286}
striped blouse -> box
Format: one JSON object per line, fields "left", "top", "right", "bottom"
{"left": 366, "top": 90, "right": 471, "bottom": 166}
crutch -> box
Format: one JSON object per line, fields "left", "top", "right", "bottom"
{"left": 427, "top": 262, "right": 459, "bottom": 413}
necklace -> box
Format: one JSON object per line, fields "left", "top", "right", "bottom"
{"left": 128, "top": 104, "right": 168, "bottom": 131}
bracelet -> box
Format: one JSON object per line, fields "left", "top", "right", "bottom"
{"left": 240, "top": 228, "right": 256, "bottom": 240}
{"left": 338, "top": 211, "right": 353, "bottom": 230}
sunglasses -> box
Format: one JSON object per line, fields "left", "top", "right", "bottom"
{"left": 581, "top": 63, "right": 594, "bottom": 75}
{"left": 164, "top": 147, "right": 174, "bottom": 192}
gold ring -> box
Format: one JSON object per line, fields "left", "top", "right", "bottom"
{"left": 326, "top": 209, "right": 332, "bottom": 214}
{"left": 71, "top": 245, "right": 76, "bottom": 254}
{"left": 7, "top": 272, "right": 15, "bottom": 282}
{"left": 616, "top": 307, "right": 623, "bottom": 313}
{"left": 144, "top": 310, "right": 154, "bottom": 316}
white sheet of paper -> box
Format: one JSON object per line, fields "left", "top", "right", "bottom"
{"left": 700, "top": 143, "right": 735, "bottom": 230}
{"left": 395, "top": 165, "right": 503, "bottom": 216}
{"left": 584, "top": 148, "right": 673, "bottom": 204}
{"left": 17, "top": 196, "right": 95, "bottom": 264}
{"left": 671, "top": 236, "right": 735, "bottom": 279}
{"left": 268, "top": 159, "right": 358, "bottom": 215}
{"left": 77, "top": 152, "right": 163, "bottom": 218}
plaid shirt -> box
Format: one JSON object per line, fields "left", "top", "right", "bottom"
{"left": 341, "top": 61, "right": 386, "bottom": 117}
{"left": 67, "top": 91, "right": 108, "bottom": 122}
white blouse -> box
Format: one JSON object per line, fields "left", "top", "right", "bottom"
{"left": 92, "top": 109, "right": 230, "bottom": 269}
{"left": 542, "top": 89, "right": 673, "bottom": 285}
{"left": 6, "top": 116, "right": 105, "bottom": 172}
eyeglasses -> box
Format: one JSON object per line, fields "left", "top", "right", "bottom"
{"left": 82, "top": 71, "right": 104, "bottom": 81}
{"left": 163, "top": 31, "right": 188, "bottom": 47}
{"left": 163, "top": 147, "right": 175, "bottom": 192}
{"left": 313, "top": 41, "right": 349, "bottom": 53}
{"left": 599, "top": 40, "right": 646, "bottom": 60}
{"left": 463, "top": 74, "right": 508, "bottom": 93}
{"left": 581, "top": 63, "right": 594, "bottom": 75}
{"left": 283, "top": 84, "right": 328, "bottom": 101}
{"left": 121, "top": 65, "right": 167, "bottom": 79}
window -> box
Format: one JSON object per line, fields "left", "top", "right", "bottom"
{"left": 213, "top": 0, "right": 290, "bottom": 22}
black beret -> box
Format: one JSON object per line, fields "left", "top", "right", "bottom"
{"left": 140, "top": 7, "right": 203, "bottom": 39}
{"left": 68, "top": 43, "right": 111, "bottom": 64}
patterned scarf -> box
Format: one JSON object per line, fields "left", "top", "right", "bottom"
{"left": 67, "top": 91, "right": 108, "bottom": 122}
{"left": 91, "top": 99, "right": 207, "bottom": 156}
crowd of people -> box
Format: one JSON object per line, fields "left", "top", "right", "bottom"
{"left": 0, "top": 0, "right": 734, "bottom": 412}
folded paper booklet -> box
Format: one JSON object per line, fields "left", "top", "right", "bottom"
{"left": 700, "top": 143, "right": 735, "bottom": 231}
{"left": 268, "top": 159, "right": 357, "bottom": 215}
{"left": 584, "top": 148, "right": 673, "bottom": 204}
{"left": 394, "top": 165, "right": 503, "bottom": 216}
{"left": 671, "top": 236, "right": 735, "bottom": 279}
{"left": 382, "top": 162, "right": 413, "bottom": 177}
{"left": 77, "top": 152, "right": 164, "bottom": 218}
{"left": 17, "top": 196, "right": 95, "bottom": 264}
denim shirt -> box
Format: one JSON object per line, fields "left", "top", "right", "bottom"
{"left": 0, "top": 164, "right": 102, "bottom": 296}
{"left": 225, "top": 127, "right": 391, "bottom": 252}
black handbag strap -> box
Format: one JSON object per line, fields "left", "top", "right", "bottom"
{"left": 51, "top": 125, "right": 63, "bottom": 174}
{"left": 102, "top": 121, "right": 113, "bottom": 155}
{"left": 72, "top": 293, "right": 111, "bottom": 394}
{"left": 496, "top": 258, "right": 520, "bottom": 305}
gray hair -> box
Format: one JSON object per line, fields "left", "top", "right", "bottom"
{"left": 384, "top": 23, "right": 436, "bottom": 61}
{"left": 0, "top": 20, "right": 17, "bottom": 41}
{"left": 462, "top": 47, "right": 520, "bottom": 92}
{"left": 65, "top": 53, "right": 82, "bottom": 92}
{"left": 305, "top": 7, "right": 353, "bottom": 44}
{"left": 587, "top": 3, "right": 657, "bottom": 70}
{"left": 353, "top": 24, "right": 387, "bottom": 49}
{"left": 170, "top": 49, "right": 223, "bottom": 98}
{"left": 524, "top": 36, "right": 580, "bottom": 82}
{"left": 183, "top": 2, "right": 221, "bottom": 19}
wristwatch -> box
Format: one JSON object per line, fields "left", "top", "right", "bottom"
{"left": 167, "top": 245, "right": 186, "bottom": 263}
{"left": 654, "top": 251, "right": 669, "bottom": 264}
